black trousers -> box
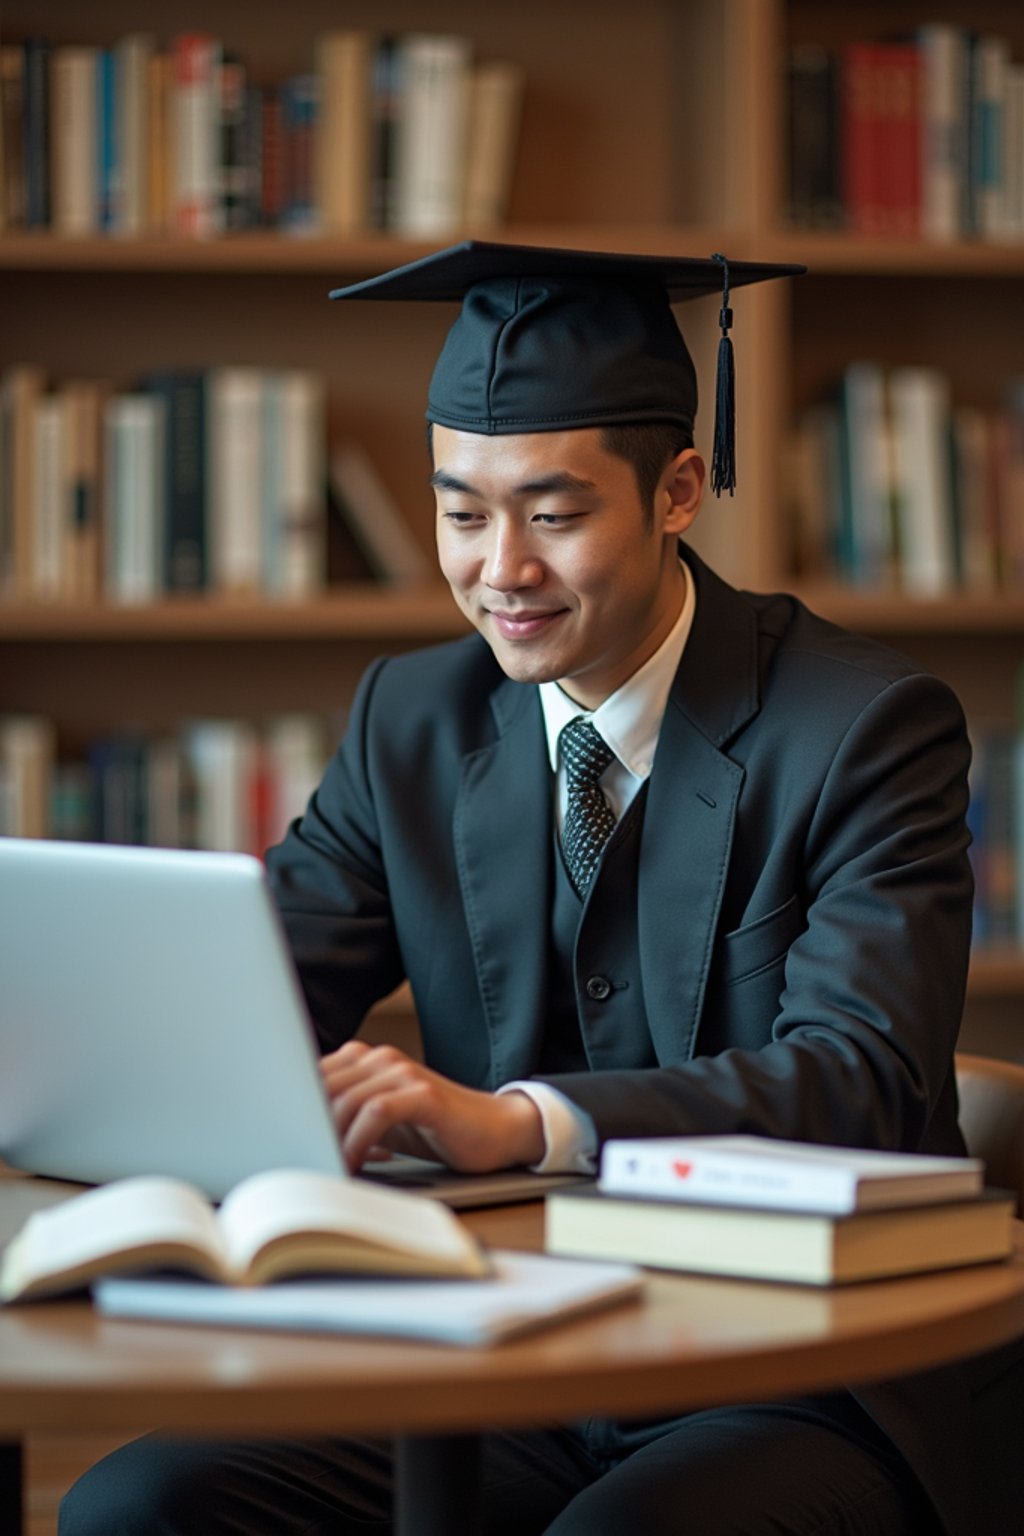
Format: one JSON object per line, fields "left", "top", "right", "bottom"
{"left": 59, "top": 1392, "right": 939, "bottom": 1536}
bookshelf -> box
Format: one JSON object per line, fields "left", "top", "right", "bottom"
{"left": 3, "top": 0, "right": 1024, "bottom": 1060}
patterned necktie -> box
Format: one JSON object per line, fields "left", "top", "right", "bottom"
{"left": 559, "top": 716, "right": 617, "bottom": 898}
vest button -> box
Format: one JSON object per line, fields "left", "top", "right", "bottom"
{"left": 585, "top": 975, "right": 612, "bottom": 1001}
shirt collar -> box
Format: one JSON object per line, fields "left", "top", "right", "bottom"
{"left": 539, "top": 560, "right": 695, "bottom": 779}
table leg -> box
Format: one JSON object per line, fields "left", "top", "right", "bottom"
{"left": 394, "top": 1432, "right": 481, "bottom": 1536}
{"left": 0, "top": 1440, "right": 23, "bottom": 1536}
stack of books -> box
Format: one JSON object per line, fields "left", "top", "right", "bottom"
{"left": 545, "top": 1135, "right": 1015, "bottom": 1287}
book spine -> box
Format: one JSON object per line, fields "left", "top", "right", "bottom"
{"left": 971, "top": 35, "right": 1009, "bottom": 239}
{"left": 173, "top": 33, "right": 222, "bottom": 237}
{"left": 31, "top": 395, "right": 65, "bottom": 602}
{"left": 96, "top": 49, "right": 116, "bottom": 232}
{"left": 146, "top": 50, "right": 173, "bottom": 234}
{"left": 280, "top": 75, "right": 320, "bottom": 233}
{"left": 786, "top": 46, "right": 842, "bottom": 230}
{"left": 259, "top": 85, "right": 284, "bottom": 226}
{"left": 113, "top": 33, "right": 153, "bottom": 237}
{"left": 0, "top": 45, "right": 27, "bottom": 230}
{"left": 315, "top": 31, "right": 373, "bottom": 235}
{"left": 51, "top": 47, "right": 98, "bottom": 235}
{"left": 461, "top": 61, "right": 525, "bottom": 228}
{"left": 22, "top": 36, "right": 51, "bottom": 228}
{"left": 369, "top": 36, "right": 401, "bottom": 230}
{"left": 1, "top": 365, "right": 46, "bottom": 600}
{"left": 842, "top": 43, "right": 884, "bottom": 235}
{"left": 393, "top": 34, "right": 472, "bottom": 236}
{"left": 878, "top": 45, "right": 923, "bottom": 237}
{"left": 919, "top": 23, "right": 968, "bottom": 241}
{"left": 148, "top": 372, "right": 208, "bottom": 594}
{"left": 0, "top": 715, "right": 56, "bottom": 838}
{"left": 218, "top": 52, "right": 249, "bottom": 231}
{"left": 209, "top": 368, "right": 265, "bottom": 594}
{"left": 274, "top": 370, "right": 326, "bottom": 598}
{"left": 62, "top": 380, "right": 103, "bottom": 603}
{"left": 838, "top": 361, "right": 894, "bottom": 588}
{"left": 598, "top": 1146, "right": 854, "bottom": 1213}
{"left": 889, "top": 367, "right": 956, "bottom": 595}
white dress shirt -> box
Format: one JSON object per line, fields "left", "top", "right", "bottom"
{"left": 497, "top": 562, "right": 696, "bottom": 1173}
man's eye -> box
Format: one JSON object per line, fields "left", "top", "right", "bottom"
{"left": 533, "top": 511, "right": 580, "bottom": 526}
{"left": 442, "top": 509, "right": 483, "bottom": 524}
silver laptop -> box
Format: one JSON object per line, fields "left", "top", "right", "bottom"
{"left": 0, "top": 838, "right": 582, "bottom": 1206}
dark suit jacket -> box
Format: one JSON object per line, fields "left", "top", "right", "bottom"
{"left": 267, "top": 548, "right": 1018, "bottom": 1535}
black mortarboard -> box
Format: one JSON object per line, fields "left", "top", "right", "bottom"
{"left": 329, "top": 241, "right": 804, "bottom": 495}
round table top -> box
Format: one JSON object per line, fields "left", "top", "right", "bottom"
{"left": 3, "top": 1179, "right": 1024, "bottom": 1441}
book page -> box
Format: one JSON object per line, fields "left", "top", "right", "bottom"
{"left": 216, "top": 1168, "right": 488, "bottom": 1280}
{"left": 1, "top": 1176, "right": 224, "bottom": 1299}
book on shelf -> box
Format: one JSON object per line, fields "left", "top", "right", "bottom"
{"left": 392, "top": 33, "right": 472, "bottom": 236}
{"left": 51, "top": 45, "right": 97, "bottom": 235}
{"left": 0, "top": 710, "right": 330, "bottom": 852}
{"left": 596, "top": 1135, "right": 984, "bottom": 1214}
{"left": 0, "top": 364, "right": 45, "bottom": 600}
{"left": 462, "top": 60, "right": 525, "bottom": 228}
{"left": 0, "top": 27, "right": 526, "bottom": 238}
{"left": 787, "top": 366, "right": 1024, "bottom": 595}
{"left": 0, "top": 715, "right": 55, "bottom": 839}
{"left": 0, "top": 1168, "right": 489, "bottom": 1303}
{"left": 103, "top": 392, "right": 165, "bottom": 604}
{"left": 888, "top": 366, "right": 957, "bottom": 597}
{"left": 262, "top": 370, "right": 327, "bottom": 600}
{"left": 315, "top": 30, "right": 374, "bottom": 236}
{"left": 841, "top": 42, "right": 922, "bottom": 238}
{"left": 545, "top": 1185, "right": 1014, "bottom": 1287}
{"left": 786, "top": 25, "right": 1024, "bottom": 241}
{"left": 328, "top": 440, "right": 432, "bottom": 586}
{"left": 786, "top": 45, "right": 842, "bottom": 231}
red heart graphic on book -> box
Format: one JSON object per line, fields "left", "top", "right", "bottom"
{"left": 672, "top": 1161, "right": 693, "bottom": 1179}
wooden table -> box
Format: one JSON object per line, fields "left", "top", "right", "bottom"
{"left": 3, "top": 1176, "right": 1024, "bottom": 1536}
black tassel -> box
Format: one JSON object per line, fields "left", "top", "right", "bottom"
{"left": 710, "top": 253, "right": 736, "bottom": 497}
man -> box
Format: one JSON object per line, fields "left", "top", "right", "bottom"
{"left": 61, "top": 244, "right": 1017, "bottom": 1534}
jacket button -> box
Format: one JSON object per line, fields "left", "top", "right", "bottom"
{"left": 585, "top": 975, "right": 612, "bottom": 1001}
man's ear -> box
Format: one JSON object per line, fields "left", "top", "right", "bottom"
{"left": 661, "top": 448, "right": 705, "bottom": 536}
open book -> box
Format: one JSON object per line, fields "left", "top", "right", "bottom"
{"left": 0, "top": 1168, "right": 490, "bottom": 1302}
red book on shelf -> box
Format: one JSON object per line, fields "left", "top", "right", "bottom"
{"left": 842, "top": 42, "right": 923, "bottom": 236}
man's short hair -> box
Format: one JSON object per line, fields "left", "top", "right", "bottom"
{"left": 600, "top": 424, "right": 694, "bottom": 527}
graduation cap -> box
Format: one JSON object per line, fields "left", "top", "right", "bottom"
{"left": 329, "top": 241, "right": 804, "bottom": 496}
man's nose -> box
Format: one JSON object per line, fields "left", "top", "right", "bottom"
{"left": 482, "top": 527, "right": 543, "bottom": 590}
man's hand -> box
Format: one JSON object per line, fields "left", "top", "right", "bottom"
{"left": 319, "top": 1041, "right": 546, "bottom": 1174}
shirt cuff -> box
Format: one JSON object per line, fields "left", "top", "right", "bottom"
{"left": 496, "top": 1081, "right": 598, "bottom": 1174}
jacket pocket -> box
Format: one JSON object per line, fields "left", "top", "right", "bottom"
{"left": 721, "top": 894, "right": 803, "bottom": 985}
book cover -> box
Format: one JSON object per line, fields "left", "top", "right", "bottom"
{"left": 546, "top": 1186, "right": 1013, "bottom": 1288}
{"left": 597, "top": 1135, "right": 983, "bottom": 1214}
{"left": 93, "top": 1249, "right": 642, "bottom": 1347}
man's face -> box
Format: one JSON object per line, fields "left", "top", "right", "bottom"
{"left": 432, "top": 426, "right": 703, "bottom": 709}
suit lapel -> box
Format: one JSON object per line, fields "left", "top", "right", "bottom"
{"left": 454, "top": 677, "right": 552, "bottom": 1087}
{"left": 639, "top": 551, "right": 761, "bottom": 1064}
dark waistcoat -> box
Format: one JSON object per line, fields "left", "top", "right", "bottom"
{"left": 538, "top": 785, "right": 657, "bottom": 1075}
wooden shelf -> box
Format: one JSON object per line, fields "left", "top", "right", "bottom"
{"left": 791, "top": 587, "right": 1024, "bottom": 635}
{"left": 2, "top": 229, "right": 1022, "bottom": 278}
{"left": 0, "top": 589, "right": 467, "bottom": 641}
{"left": 968, "top": 951, "right": 1024, "bottom": 998}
